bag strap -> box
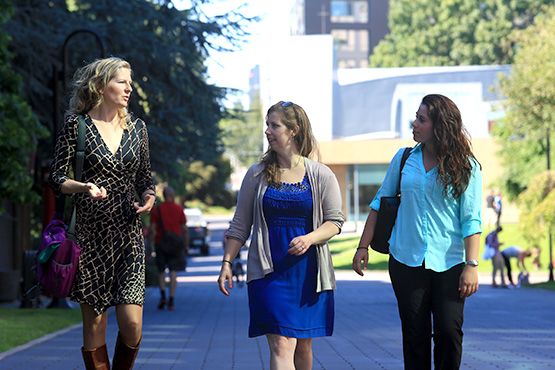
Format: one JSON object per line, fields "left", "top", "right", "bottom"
{"left": 396, "top": 147, "right": 412, "bottom": 196}
{"left": 156, "top": 206, "right": 166, "bottom": 233}
{"left": 66, "top": 115, "right": 86, "bottom": 241}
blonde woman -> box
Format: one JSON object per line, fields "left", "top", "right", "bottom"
{"left": 49, "top": 57, "right": 155, "bottom": 370}
{"left": 218, "top": 101, "right": 344, "bottom": 370}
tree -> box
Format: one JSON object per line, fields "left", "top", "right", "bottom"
{"left": 0, "top": 1, "right": 48, "bottom": 214}
{"left": 177, "top": 157, "right": 235, "bottom": 208}
{"left": 370, "top": 0, "right": 553, "bottom": 67}
{"left": 495, "top": 5, "right": 555, "bottom": 280}
{"left": 6, "top": 0, "right": 255, "bottom": 183}
{"left": 517, "top": 171, "right": 555, "bottom": 250}
{"left": 219, "top": 98, "right": 264, "bottom": 168}
{"left": 495, "top": 4, "right": 555, "bottom": 200}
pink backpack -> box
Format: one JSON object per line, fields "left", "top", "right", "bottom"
{"left": 35, "top": 211, "right": 81, "bottom": 297}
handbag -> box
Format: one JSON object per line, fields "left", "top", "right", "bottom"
{"left": 482, "top": 243, "right": 495, "bottom": 260}
{"left": 33, "top": 115, "right": 86, "bottom": 298}
{"left": 155, "top": 206, "right": 184, "bottom": 256}
{"left": 370, "top": 147, "right": 412, "bottom": 254}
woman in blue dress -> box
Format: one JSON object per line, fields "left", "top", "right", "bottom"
{"left": 218, "top": 101, "right": 344, "bottom": 370}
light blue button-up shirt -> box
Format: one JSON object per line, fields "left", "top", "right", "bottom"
{"left": 370, "top": 145, "right": 482, "bottom": 272}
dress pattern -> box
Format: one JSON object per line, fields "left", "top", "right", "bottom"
{"left": 49, "top": 113, "right": 154, "bottom": 315}
{"left": 248, "top": 175, "right": 334, "bottom": 338}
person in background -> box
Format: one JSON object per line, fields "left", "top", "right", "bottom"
{"left": 485, "top": 189, "right": 496, "bottom": 228}
{"left": 49, "top": 57, "right": 155, "bottom": 370}
{"left": 494, "top": 192, "right": 503, "bottom": 227}
{"left": 485, "top": 226, "right": 507, "bottom": 288}
{"left": 501, "top": 245, "right": 532, "bottom": 287}
{"left": 218, "top": 101, "right": 344, "bottom": 370}
{"left": 149, "top": 186, "right": 189, "bottom": 310}
{"left": 353, "top": 94, "right": 482, "bottom": 370}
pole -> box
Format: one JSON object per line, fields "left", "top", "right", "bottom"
{"left": 47, "top": 29, "right": 106, "bottom": 309}
{"left": 547, "top": 129, "right": 554, "bottom": 281}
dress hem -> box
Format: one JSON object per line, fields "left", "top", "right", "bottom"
{"left": 248, "top": 325, "right": 333, "bottom": 338}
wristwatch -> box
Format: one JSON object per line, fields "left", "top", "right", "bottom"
{"left": 465, "top": 259, "right": 479, "bottom": 267}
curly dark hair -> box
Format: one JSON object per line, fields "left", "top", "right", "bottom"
{"left": 421, "top": 94, "right": 481, "bottom": 199}
{"left": 260, "top": 101, "right": 319, "bottom": 187}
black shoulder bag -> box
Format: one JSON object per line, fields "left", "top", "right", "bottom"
{"left": 155, "top": 206, "right": 184, "bottom": 256}
{"left": 370, "top": 147, "right": 412, "bottom": 254}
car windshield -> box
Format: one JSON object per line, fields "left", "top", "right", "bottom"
{"left": 187, "top": 215, "right": 202, "bottom": 223}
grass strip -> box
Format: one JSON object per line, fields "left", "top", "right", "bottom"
{"left": 0, "top": 308, "right": 82, "bottom": 353}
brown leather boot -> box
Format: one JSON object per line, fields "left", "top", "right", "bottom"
{"left": 81, "top": 343, "right": 110, "bottom": 370}
{"left": 112, "top": 332, "right": 142, "bottom": 370}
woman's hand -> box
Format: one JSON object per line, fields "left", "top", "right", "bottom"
{"left": 352, "top": 248, "right": 369, "bottom": 276}
{"left": 134, "top": 193, "right": 155, "bottom": 214}
{"left": 288, "top": 234, "right": 313, "bottom": 256}
{"left": 459, "top": 265, "right": 479, "bottom": 298}
{"left": 218, "top": 263, "right": 233, "bottom": 296}
{"left": 85, "top": 182, "right": 107, "bottom": 200}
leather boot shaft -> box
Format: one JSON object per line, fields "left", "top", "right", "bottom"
{"left": 81, "top": 343, "right": 110, "bottom": 370}
{"left": 112, "top": 332, "right": 141, "bottom": 370}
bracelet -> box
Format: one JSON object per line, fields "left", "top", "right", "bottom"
{"left": 222, "top": 260, "right": 232, "bottom": 266}
{"left": 357, "top": 247, "right": 369, "bottom": 251}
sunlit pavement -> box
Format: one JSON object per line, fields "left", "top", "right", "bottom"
{"left": 1, "top": 217, "right": 554, "bottom": 369}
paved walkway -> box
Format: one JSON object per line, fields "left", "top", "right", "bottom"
{"left": 1, "top": 242, "right": 555, "bottom": 369}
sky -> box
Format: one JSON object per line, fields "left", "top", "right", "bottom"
{"left": 174, "top": 0, "right": 296, "bottom": 108}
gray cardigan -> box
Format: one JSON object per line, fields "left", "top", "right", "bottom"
{"left": 226, "top": 157, "right": 344, "bottom": 292}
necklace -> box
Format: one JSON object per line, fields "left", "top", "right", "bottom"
{"left": 279, "top": 157, "right": 302, "bottom": 173}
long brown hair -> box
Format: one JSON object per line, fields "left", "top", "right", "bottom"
{"left": 260, "top": 101, "right": 319, "bottom": 186}
{"left": 422, "top": 94, "right": 481, "bottom": 199}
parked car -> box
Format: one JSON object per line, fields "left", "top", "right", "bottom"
{"left": 184, "top": 208, "right": 211, "bottom": 255}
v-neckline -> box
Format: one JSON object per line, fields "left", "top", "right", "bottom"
{"left": 86, "top": 114, "right": 125, "bottom": 157}
{"left": 421, "top": 146, "right": 437, "bottom": 174}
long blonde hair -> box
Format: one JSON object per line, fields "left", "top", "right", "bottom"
{"left": 68, "top": 57, "right": 133, "bottom": 128}
{"left": 260, "top": 101, "right": 320, "bottom": 186}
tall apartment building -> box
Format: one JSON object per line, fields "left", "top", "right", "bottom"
{"left": 291, "top": 0, "right": 389, "bottom": 68}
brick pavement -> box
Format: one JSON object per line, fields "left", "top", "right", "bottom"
{"left": 1, "top": 249, "right": 554, "bottom": 369}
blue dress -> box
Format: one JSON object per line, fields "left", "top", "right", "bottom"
{"left": 248, "top": 175, "right": 334, "bottom": 338}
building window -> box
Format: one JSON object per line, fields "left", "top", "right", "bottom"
{"left": 347, "top": 163, "right": 389, "bottom": 222}
{"left": 332, "top": 29, "right": 350, "bottom": 51}
{"left": 358, "top": 29, "right": 369, "bottom": 53}
{"left": 330, "top": 0, "right": 368, "bottom": 23}
{"left": 332, "top": 29, "right": 368, "bottom": 52}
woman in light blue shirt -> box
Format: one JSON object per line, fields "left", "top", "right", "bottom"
{"left": 353, "top": 94, "right": 482, "bottom": 370}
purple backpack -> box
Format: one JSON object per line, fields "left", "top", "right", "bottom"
{"left": 36, "top": 211, "right": 81, "bottom": 298}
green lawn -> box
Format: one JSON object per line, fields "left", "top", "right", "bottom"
{"left": 329, "top": 223, "right": 554, "bottom": 275}
{"left": 0, "top": 308, "right": 82, "bottom": 353}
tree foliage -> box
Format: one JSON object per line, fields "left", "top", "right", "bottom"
{"left": 494, "top": 6, "right": 555, "bottom": 247}
{"left": 495, "top": 5, "right": 555, "bottom": 200}
{"left": 370, "top": 0, "right": 553, "bottom": 67}
{"left": 5, "top": 0, "right": 254, "bottom": 193}
{"left": 0, "top": 1, "right": 48, "bottom": 213}
{"left": 517, "top": 171, "right": 555, "bottom": 249}
{"left": 219, "top": 98, "right": 264, "bottom": 168}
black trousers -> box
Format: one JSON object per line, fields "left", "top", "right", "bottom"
{"left": 501, "top": 253, "right": 515, "bottom": 285}
{"left": 389, "top": 256, "right": 466, "bottom": 370}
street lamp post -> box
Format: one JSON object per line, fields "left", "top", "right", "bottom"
{"left": 47, "top": 30, "right": 106, "bottom": 309}
{"left": 547, "top": 129, "right": 554, "bottom": 282}
{"left": 53, "top": 29, "right": 106, "bottom": 135}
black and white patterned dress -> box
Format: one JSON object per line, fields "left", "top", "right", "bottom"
{"left": 49, "top": 113, "right": 155, "bottom": 315}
